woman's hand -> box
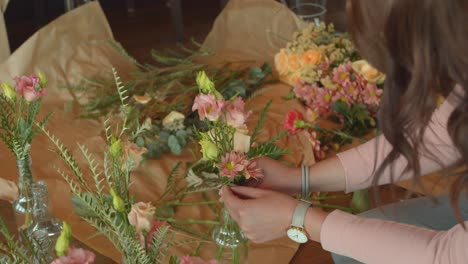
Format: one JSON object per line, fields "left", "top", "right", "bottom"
{"left": 220, "top": 186, "right": 298, "bottom": 243}
{"left": 252, "top": 157, "right": 301, "bottom": 195}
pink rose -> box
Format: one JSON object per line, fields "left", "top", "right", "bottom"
{"left": 14, "top": 74, "right": 46, "bottom": 102}
{"left": 128, "top": 202, "right": 156, "bottom": 233}
{"left": 192, "top": 94, "right": 226, "bottom": 121}
{"left": 180, "top": 256, "right": 219, "bottom": 264}
{"left": 224, "top": 97, "right": 252, "bottom": 129}
{"left": 50, "top": 247, "right": 95, "bottom": 264}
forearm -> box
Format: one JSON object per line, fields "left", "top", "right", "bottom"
{"left": 275, "top": 156, "right": 347, "bottom": 195}
{"left": 308, "top": 156, "right": 347, "bottom": 192}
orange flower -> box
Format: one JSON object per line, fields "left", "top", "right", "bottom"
{"left": 288, "top": 53, "right": 302, "bottom": 71}
{"left": 274, "top": 50, "right": 289, "bottom": 76}
{"left": 302, "top": 50, "right": 322, "bottom": 65}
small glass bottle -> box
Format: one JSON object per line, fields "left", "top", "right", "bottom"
{"left": 28, "top": 180, "right": 63, "bottom": 262}
{"left": 212, "top": 207, "right": 248, "bottom": 264}
{"left": 12, "top": 154, "right": 34, "bottom": 234}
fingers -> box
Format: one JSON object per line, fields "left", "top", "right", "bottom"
{"left": 230, "top": 186, "right": 270, "bottom": 199}
{"left": 219, "top": 186, "right": 243, "bottom": 222}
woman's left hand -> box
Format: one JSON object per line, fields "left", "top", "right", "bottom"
{"left": 219, "top": 186, "right": 298, "bottom": 243}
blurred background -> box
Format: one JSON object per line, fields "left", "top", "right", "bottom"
{"left": 4, "top": 0, "right": 346, "bottom": 62}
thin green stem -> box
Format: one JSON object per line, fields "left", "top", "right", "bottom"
{"left": 313, "top": 203, "right": 353, "bottom": 213}
{"left": 157, "top": 218, "right": 219, "bottom": 225}
{"left": 166, "top": 200, "right": 220, "bottom": 206}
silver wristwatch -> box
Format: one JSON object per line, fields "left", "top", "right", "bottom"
{"left": 286, "top": 200, "right": 312, "bottom": 243}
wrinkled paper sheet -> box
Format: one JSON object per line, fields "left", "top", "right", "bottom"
{"left": 0, "top": 1, "right": 310, "bottom": 262}
{"left": 0, "top": 0, "right": 10, "bottom": 62}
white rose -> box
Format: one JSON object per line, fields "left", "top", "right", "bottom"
{"left": 352, "top": 60, "right": 386, "bottom": 84}
{"left": 233, "top": 130, "right": 251, "bottom": 153}
{"left": 162, "top": 111, "right": 185, "bottom": 131}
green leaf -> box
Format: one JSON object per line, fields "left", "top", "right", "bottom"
{"left": 331, "top": 100, "right": 351, "bottom": 115}
{"left": 221, "top": 79, "right": 247, "bottom": 99}
{"left": 168, "top": 135, "right": 182, "bottom": 154}
{"left": 282, "top": 90, "right": 296, "bottom": 100}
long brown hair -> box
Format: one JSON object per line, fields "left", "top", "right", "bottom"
{"left": 347, "top": 0, "right": 468, "bottom": 223}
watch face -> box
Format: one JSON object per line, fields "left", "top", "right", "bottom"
{"left": 287, "top": 228, "right": 308, "bottom": 243}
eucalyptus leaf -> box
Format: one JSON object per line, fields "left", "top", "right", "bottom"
{"left": 168, "top": 135, "right": 182, "bottom": 154}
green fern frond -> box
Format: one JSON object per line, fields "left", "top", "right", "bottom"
{"left": 247, "top": 142, "right": 290, "bottom": 159}
{"left": 250, "top": 99, "right": 272, "bottom": 145}
{"left": 147, "top": 225, "right": 170, "bottom": 263}
{"left": 157, "top": 162, "right": 181, "bottom": 203}
{"left": 78, "top": 144, "right": 106, "bottom": 194}
{"left": 113, "top": 68, "right": 128, "bottom": 108}
{"left": 107, "top": 40, "right": 144, "bottom": 69}
{"left": 246, "top": 87, "right": 271, "bottom": 103}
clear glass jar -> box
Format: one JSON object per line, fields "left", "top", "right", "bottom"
{"left": 212, "top": 207, "right": 248, "bottom": 264}
{"left": 12, "top": 154, "right": 34, "bottom": 233}
{"left": 28, "top": 180, "right": 63, "bottom": 261}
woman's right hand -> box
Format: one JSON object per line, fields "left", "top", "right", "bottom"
{"left": 251, "top": 157, "right": 301, "bottom": 196}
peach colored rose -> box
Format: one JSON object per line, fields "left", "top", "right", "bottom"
{"left": 133, "top": 95, "right": 152, "bottom": 104}
{"left": 123, "top": 141, "right": 147, "bottom": 169}
{"left": 287, "top": 53, "right": 302, "bottom": 71}
{"left": 274, "top": 49, "right": 289, "bottom": 76}
{"left": 301, "top": 50, "right": 322, "bottom": 65}
{"left": 14, "top": 74, "right": 46, "bottom": 102}
{"left": 128, "top": 202, "right": 155, "bottom": 233}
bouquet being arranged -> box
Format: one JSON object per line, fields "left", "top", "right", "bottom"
{"left": 275, "top": 22, "right": 385, "bottom": 160}
{"left": 188, "top": 71, "right": 289, "bottom": 188}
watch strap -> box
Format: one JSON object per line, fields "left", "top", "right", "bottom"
{"left": 291, "top": 200, "right": 312, "bottom": 227}
{"left": 301, "top": 164, "right": 309, "bottom": 198}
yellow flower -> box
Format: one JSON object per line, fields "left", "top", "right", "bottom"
{"left": 55, "top": 222, "right": 72, "bottom": 256}
{"left": 37, "top": 72, "right": 47, "bottom": 87}
{"left": 352, "top": 60, "right": 386, "bottom": 84}
{"left": 199, "top": 136, "right": 218, "bottom": 160}
{"left": 196, "top": 71, "right": 215, "bottom": 94}
{"left": 1, "top": 82, "right": 16, "bottom": 101}
{"left": 109, "top": 137, "right": 122, "bottom": 158}
{"left": 320, "top": 76, "right": 338, "bottom": 90}
{"left": 110, "top": 188, "right": 126, "bottom": 213}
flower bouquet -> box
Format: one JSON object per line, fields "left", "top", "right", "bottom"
{"left": 275, "top": 22, "right": 385, "bottom": 161}
{"left": 189, "top": 71, "right": 289, "bottom": 263}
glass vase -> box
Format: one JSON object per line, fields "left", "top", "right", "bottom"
{"left": 212, "top": 207, "right": 248, "bottom": 264}
{"left": 12, "top": 154, "right": 34, "bottom": 233}
{"left": 28, "top": 180, "right": 63, "bottom": 262}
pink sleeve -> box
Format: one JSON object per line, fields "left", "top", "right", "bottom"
{"left": 321, "top": 210, "right": 468, "bottom": 264}
{"left": 336, "top": 88, "right": 462, "bottom": 192}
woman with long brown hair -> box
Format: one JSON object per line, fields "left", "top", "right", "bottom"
{"left": 220, "top": 0, "right": 468, "bottom": 263}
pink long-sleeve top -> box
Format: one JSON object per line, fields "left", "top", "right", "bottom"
{"left": 321, "top": 86, "right": 468, "bottom": 263}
